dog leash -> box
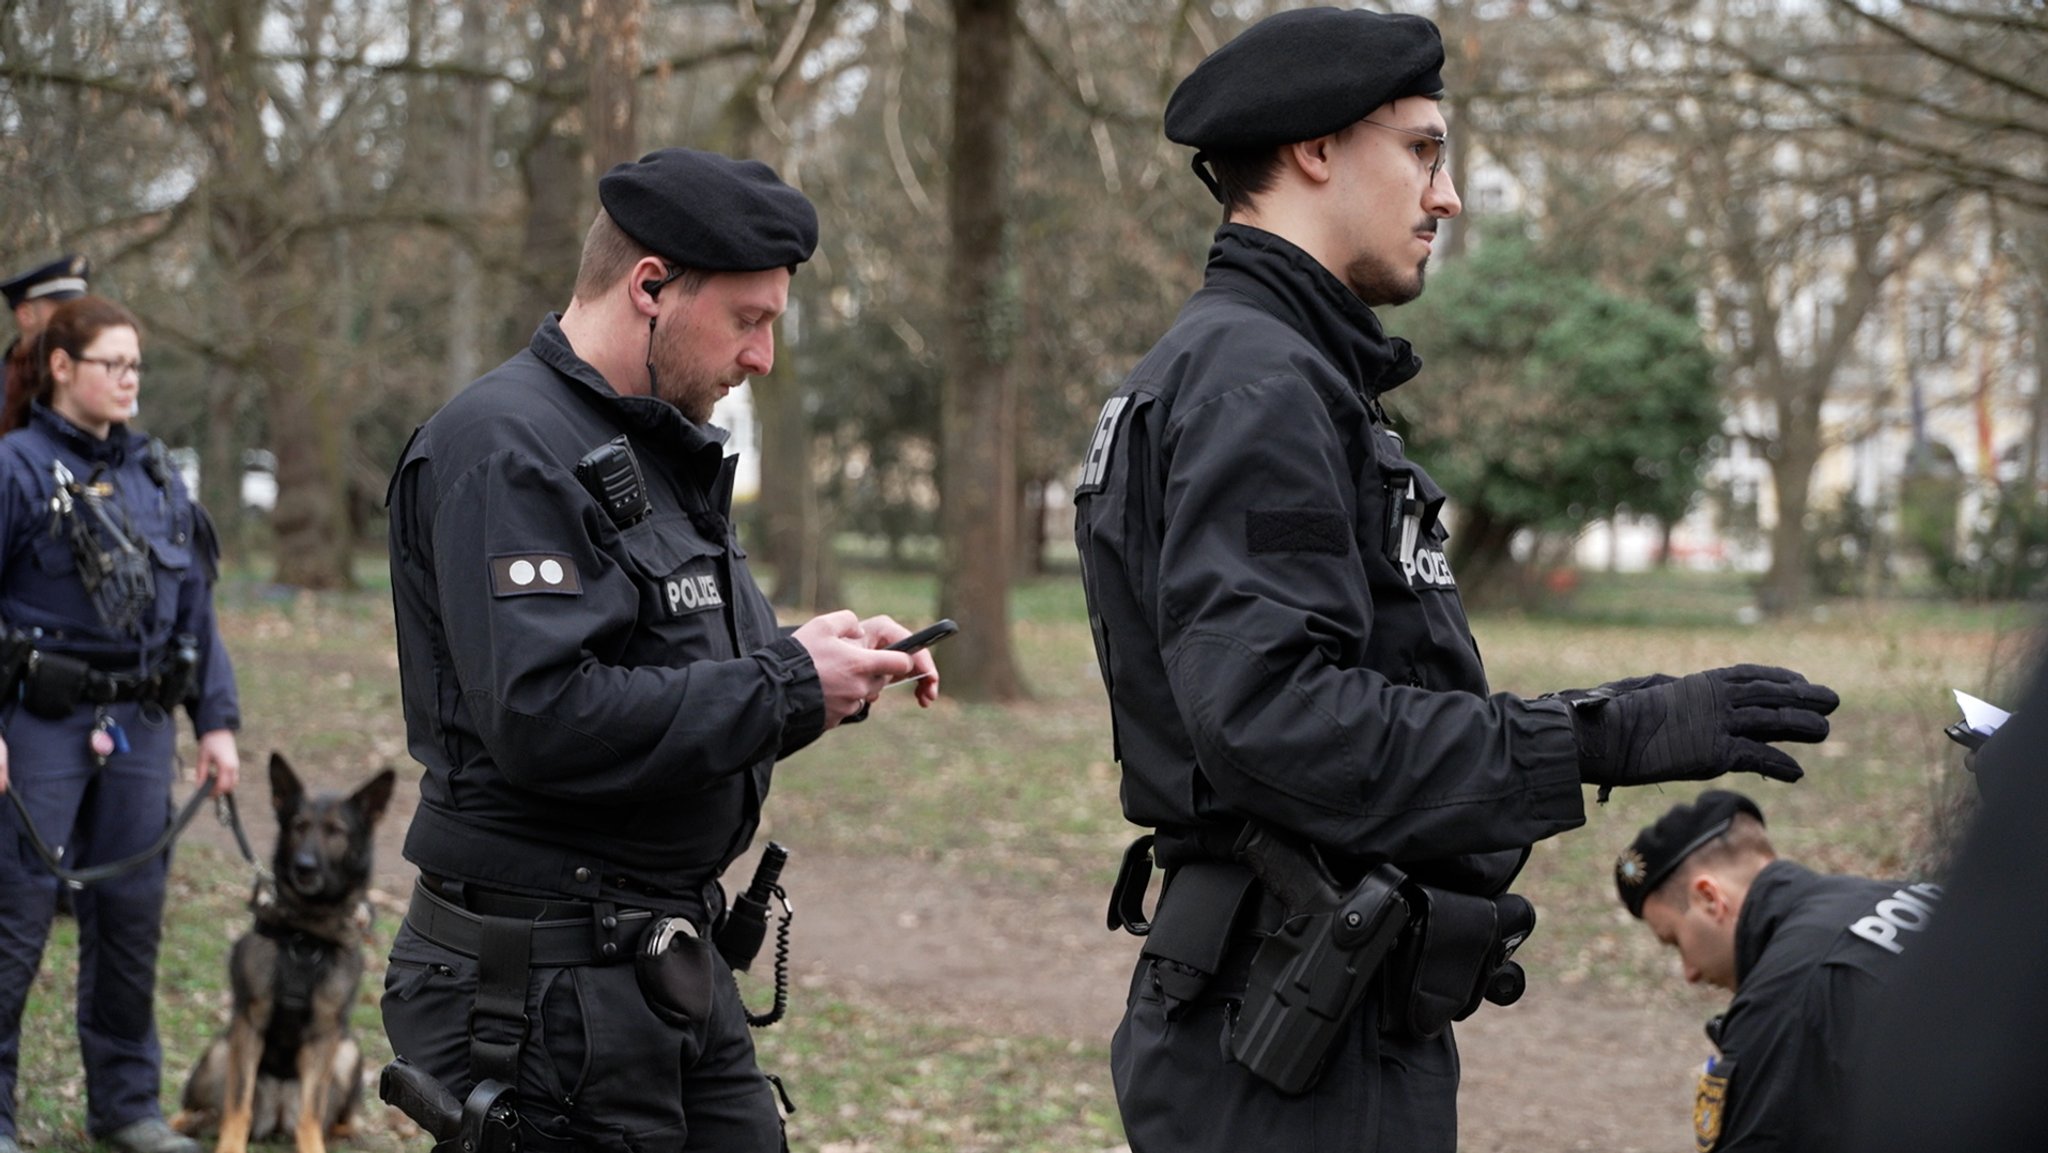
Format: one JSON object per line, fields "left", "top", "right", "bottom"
{"left": 2, "top": 780, "right": 265, "bottom": 889}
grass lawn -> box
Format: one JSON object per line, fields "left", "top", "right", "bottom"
{"left": 7, "top": 562, "right": 2034, "bottom": 1150}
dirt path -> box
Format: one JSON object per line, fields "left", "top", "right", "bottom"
{"left": 193, "top": 768, "right": 1706, "bottom": 1152}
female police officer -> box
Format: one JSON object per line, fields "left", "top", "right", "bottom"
{"left": 0, "top": 295, "right": 240, "bottom": 1153}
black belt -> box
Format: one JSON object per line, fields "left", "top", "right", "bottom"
{"left": 405, "top": 879, "right": 655, "bottom": 967}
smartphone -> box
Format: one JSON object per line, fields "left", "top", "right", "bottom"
{"left": 887, "top": 619, "right": 959, "bottom": 654}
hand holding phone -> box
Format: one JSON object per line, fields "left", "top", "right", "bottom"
{"left": 886, "top": 619, "right": 959, "bottom": 654}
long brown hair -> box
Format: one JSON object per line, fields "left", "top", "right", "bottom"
{"left": 3, "top": 295, "right": 141, "bottom": 434}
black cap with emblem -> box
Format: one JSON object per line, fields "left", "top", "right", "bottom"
{"left": 1164, "top": 7, "right": 1445, "bottom": 200}
{"left": 1616, "top": 790, "right": 1766, "bottom": 918}
{"left": 2, "top": 253, "right": 91, "bottom": 310}
{"left": 597, "top": 148, "right": 818, "bottom": 275}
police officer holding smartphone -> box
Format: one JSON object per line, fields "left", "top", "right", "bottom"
{"left": 381, "top": 148, "right": 939, "bottom": 1153}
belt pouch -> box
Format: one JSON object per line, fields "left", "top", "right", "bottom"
{"left": 1380, "top": 885, "right": 1496, "bottom": 1040}
{"left": 636, "top": 916, "right": 716, "bottom": 1028}
{"left": 23, "top": 652, "right": 90, "bottom": 719}
{"left": 1140, "top": 861, "right": 1258, "bottom": 1010}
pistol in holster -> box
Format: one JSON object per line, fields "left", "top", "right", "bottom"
{"left": 378, "top": 1057, "right": 522, "bottom": 1153}
{"left": 1226, "top": 822, "right": 1410, "bottom": 1095}
{"left": 0, "top": 628, "right": 32, "bottom": 699}
{"left": 150, "top": 633, "right": 201, "bottom": 710}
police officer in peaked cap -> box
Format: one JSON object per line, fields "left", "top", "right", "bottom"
{"left": 1620, "top": 791, "right": 1941, "bottom": 1153}
{"left": 2, "top": 255, "right": 91, "bottom": 435}
{"left": 381, "top": 148, "right": 941, "bottom": 1151}
{"left": 1073, "top": 9, "right": 1843, "bottom": 1151}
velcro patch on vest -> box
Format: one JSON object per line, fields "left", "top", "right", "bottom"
{"left": 1075, "top": 396, "right": 1129, "bottom": 496}
{"left": 1246, "top": 509, "right": 1350, "bottom": 557}
{"left": 661, "top": 571, "right": 725, "bottom": 617}
{"left": 489, "top": 553, "right": 582, "bottom": 597}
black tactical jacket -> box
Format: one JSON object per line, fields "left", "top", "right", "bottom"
{"left": 388, "top": 316, "right": 823, "bottom": 904}
{"left": 1074, "top": 224, "right": 1584, "bottom": 893}
{"left": 1704, "top": 861, "right": 1939, "bottom": 1153}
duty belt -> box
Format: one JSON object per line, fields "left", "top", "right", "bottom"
{"left": 405, "top": 878, "right": 657, "bottom": 967}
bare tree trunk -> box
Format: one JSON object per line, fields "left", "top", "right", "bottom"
{"left": 721, "top": 0, "right": 845, "bottom": 611}
{"left": 186, "top": 0, "right": 353, "bottom": 589}
{"left": 938, "top": 0, "right": 1025, "bottom": 700}
{"left": 2031, "top": 276, "right": 2048, "bottom": 489}
{"left": 443, "top": 0, "right": 493, "bottom": 397}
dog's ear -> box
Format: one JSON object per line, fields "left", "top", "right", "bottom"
{"left": 269, "top": 752, "right": 304, "bottom": 817}
{"left": 353, "top": 767, "right": 399, "bottom": 827}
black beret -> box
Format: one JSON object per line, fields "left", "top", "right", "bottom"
{"left": 1164, "top": 7, "right": 1444, "bottom": 153}
{"left": 2, "top": 253, "right": 90, "bottom": 310}
{"left": 597, "top": 148, "right": 818, "bottom": 274}
{"left": 1616, "top": 790, "right": 1766, "bottom": 918}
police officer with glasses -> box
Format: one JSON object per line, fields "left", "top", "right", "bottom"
{"left": 1073, "top": 9, "right": 1841, "bottom": 1152}
{"left": 0, "top": 294, "right": 240, "bottom": 1153}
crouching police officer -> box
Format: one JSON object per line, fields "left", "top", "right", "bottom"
{"left": 0, "top": 295, "right": 240, "bottom": 1153}
{"left": 380, "top": 147, "right": 938, "bottom": 1153}
{"left": 1074, "top": 8, "right": 1842, "bottom": 1153}
{"left": 1618, "top": 791, "right": 1940, "bottom": 1153}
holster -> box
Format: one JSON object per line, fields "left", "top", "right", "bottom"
{"left": 0, "top": 629, "right": 31, "bottom": 700}
{"left": 1227, "top": 860, "right": 1408, "bottom": 1095}
{"left": 1379, "top": 885, "right": 1536, "bottom": 1039}
{"left": 22, "top": 651, "right": 91, "bottom": 719}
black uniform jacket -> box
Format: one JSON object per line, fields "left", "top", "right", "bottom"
{"left": 1706, "top": 861, "right": 1936, "bottom": 1153}
{"left": 388, "top": 316, "right": 824, "bottom": 903}
{"left": 1074, "top": 224, "right": 1583, "bottom": 893}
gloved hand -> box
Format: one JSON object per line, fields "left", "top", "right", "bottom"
{"left": 1567, "top": 664, "right": 1840, "bottom": 795}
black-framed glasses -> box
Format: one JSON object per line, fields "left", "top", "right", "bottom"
{"left": 1361, "top": 120, "right": 1449, "bottom": 187}
{"left": 76, "top": 356, "right": 143, "bottom": 380}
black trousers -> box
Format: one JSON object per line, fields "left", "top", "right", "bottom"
{"left": 382, "top": 919, "right": 781, "bottom": 1153}
{"left": 1111, "top": 957, "right": 1461, "bottom": 1153}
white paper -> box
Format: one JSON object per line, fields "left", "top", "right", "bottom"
{"left": 1952, "top": 689, "right": 2012, "bottom": 736}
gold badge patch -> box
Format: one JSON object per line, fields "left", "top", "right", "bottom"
{"left": 1694, "top": 1058, "right": 1730, "bottom": 1152}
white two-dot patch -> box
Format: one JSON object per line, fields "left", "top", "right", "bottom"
{"left": 490, "top": 552, "right": 582, "bottom": 597}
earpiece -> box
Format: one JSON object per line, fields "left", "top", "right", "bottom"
{"left": 643, "top": 263, "right": 680, "bottom": 302}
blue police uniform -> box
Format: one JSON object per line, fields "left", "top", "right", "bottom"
{"left": 0, "top": 403, "right": 238, "bottom": 1143}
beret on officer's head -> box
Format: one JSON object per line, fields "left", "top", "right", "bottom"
{"left": 2, "top": 254, "right": 91, "bottom": 310}
{"left": 1164, "top": 7, "right": 1445, "bottom": 154}
{"left": 1616, "top": 790, "right": 1766, "bottom": 918}
{"left": 597, "top": 148, "right": 818, "bottom": 274}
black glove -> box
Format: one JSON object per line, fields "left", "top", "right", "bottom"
{"left": 1567, "top": 664, "right": 1840, "bottom": 795}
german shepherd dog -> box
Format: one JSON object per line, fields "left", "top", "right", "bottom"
{"left": 173, "top": 753, "right": 396, "bottom": 1153}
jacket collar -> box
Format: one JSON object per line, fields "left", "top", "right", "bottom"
{"left": 527, "top": 314, "right": 731, "bottom": 478}
{"left": 29, "top": 402, "right": 140, "bottom": 465}
{"left": 1733, "top": 859, "right": 1814, "bottom": 984}
{"left": 1199, "top": 223, "right": 1423, "bottom": 399}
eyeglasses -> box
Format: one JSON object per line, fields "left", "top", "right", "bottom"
{"left": 1360, "top": 120, "right": 1449, "bottom": 187}
{"left": 76, "top": 356, "right": 143, "bottom": 380}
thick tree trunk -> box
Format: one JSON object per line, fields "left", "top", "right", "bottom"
{"left": 938, "top": 0, "right": 1025, "bottom": 700}
{"left": 187, "top": 0, "right": 352, "bottom": 588}
{"left": 719, "top": 2, "right": 842, "bottom": 611}
{"left": 1445, "top": 505, "right": 1521, "bottom": 610}
{"left": 1760, "top": 414, "right": 1822, "bottom": 616}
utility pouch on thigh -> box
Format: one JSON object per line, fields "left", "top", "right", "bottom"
{"left": 22, "top": 651, "right": 90, "bottom": 719}
{"left": 1381, "top": 886, "right": 1537, "bottom": 1039}
{"left": 1138, "top": 860, "right": 1260, "bottom": 1012}
{"left": 636, "top": 916, "right": 716, "bottom": 1028}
